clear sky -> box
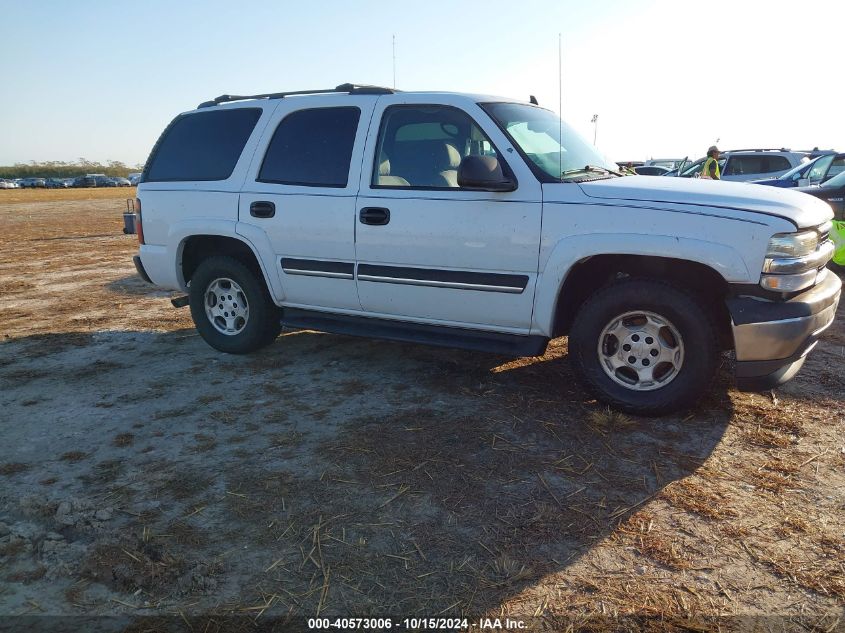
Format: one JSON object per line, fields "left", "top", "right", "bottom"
{"left": 1, "top": 0, "right": 842, "bottom": 167}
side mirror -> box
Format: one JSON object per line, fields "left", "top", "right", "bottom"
{"left": 458, "top": 155, "right": 516, "bottom": 192}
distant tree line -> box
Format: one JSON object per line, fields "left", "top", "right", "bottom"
{"left": 0, "top": 160, "right": 145, "bottom": 179}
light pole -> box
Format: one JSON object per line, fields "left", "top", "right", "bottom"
{"left": 591, "top": 114, "right": 598, "bottom": 146}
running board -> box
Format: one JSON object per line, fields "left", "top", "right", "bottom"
{"left": 280, "top": 309, "right": 548, "bottom": 357}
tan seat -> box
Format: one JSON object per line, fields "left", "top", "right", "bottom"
{"left": 390, "top": 142, "right": 462, "bottom": 187}
{"left": 376, "top": 154, "right": 409, "bottom": 187}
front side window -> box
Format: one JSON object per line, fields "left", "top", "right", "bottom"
{"left": 144, "top": 108, "right": 261, "bottom": 182}
{"left": 372, "top": 105, "right": 500, "bottom": 189}
{"left": 482, "top": 102, "right": 615, "bottom": 181}
{"left": 259, "top": 107, "right": 360, "bottom": 187}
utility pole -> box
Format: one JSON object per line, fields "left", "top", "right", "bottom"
{"left": 591, "top": 114, "right": 598, "bottom": 146}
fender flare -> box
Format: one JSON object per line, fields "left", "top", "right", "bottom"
{"left": 167, "top": 219, "right": 285, "bottom": 302}
{"left": 532, "top": 233, "right": 752, "bottom": 336}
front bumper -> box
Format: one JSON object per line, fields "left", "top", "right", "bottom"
{"left": 728, "top": 270, "right": 841, "bottom": 391}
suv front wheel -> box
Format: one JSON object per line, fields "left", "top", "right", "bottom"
{"left": 568, "top": 278, "right": 719, "bottom": 416}
{"left": 189, "top": 256, "right": 281, "bottom": 354}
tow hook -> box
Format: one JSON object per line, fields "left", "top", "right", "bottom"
{"left": 171, "top": 295, "right": 190, "bottom": 308}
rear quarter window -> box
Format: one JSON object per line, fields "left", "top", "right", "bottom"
{"left": 143, "top": 108, "right": 262, "bottom": 182}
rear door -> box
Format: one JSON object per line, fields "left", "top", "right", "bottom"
{"left": 238, "top": 96, "right": 378, "bottom": 310}
{"left": 353, "top": 97, "right": 542, "bottom": 332}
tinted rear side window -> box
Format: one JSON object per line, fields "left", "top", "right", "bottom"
{"left": 725, "top": 154, "right": 792, "bottom": 176}
{"left": 764, "top": 156, "right": 791, "bottom": 172}
{"left": 144, "top": 108, "right": 261, "bottom": 182}
{"left": 258, "top": 107, "right": 360, "bottom": 187}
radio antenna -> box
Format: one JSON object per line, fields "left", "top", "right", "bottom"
{"left": 558, "top": 32, "right": 563, "bottom": 179}
{"left": 392, "top": 34, "right": 396, "bottom": 89}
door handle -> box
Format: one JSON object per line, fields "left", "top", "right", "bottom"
{"left": 359, "top": 207, "right": 390, "bottom": 226}
{"left": 250, "top": 201, "right": 275, "bottom": 218}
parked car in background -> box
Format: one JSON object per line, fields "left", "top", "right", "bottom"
{"left": 45, "top": 178, "right": 70, "bottom": 188}
{"left": 796, "top": 170, "right": 845, "bottom": 219}
{"left": 128, "top": 172, "right": 143, "bottom": 185}
{"left": 665, "top": 150, "right": 810, "bottom": 181}
{"left": 73, "top": 176, "right": 97, "bottom": 188}
{"left": 644, "top": 158, "right": 685, "bottom": 170}
{"left": 94, "top": 176, "right": 118, "bottom": 187}
{"left": 633, "top": 165, "right": 671, "bottom": 176}
{"left": 752, "top": 153, "right": 845, "bottom": 188}
{"left": 720, "top": 149, "right": 811, "bottom": 182}
{"left": 112, "top": 177, "right": 132, "bottom": 187}
{"left": 20, "top": 177, "right": 47, "bottom": 188}
{"left": 0, "top": 179, "right": 11, "bottom": 189}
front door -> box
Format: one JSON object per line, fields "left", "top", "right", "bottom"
{"left": 237, "top": 96, "right": 378, "bottom": 310}
{"left": 354, "top": 100, "right": 542, "bottom": 332}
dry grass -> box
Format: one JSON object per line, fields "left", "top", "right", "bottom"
{"left": 660, "top": 479, "right": 737, "bottom": 520}
{"left": 587, "top": 406, "right": 637, "bottom": 433}
{"left": 762, "top": 550, "right": 845, "bottom": 600}
{"left": 0, "top": 462, "right": 29, "bottom": 476}
{"left": 1, "top": 198, "right": 844, "bottom": 620}
{"left": 0, "top": 540, "right": 26, "bottom": 558}
{"left": 615, "top": 512, "right": 694, "bottom": 570}
{"left": 81, "top": 543, "right": 186, "bottom": 595}
{"left": 191, "top": 434, "right": 217, "bottom": 453}
{"left": 112, "top": 433, "right": 134, "bottom": 447}
{"left": 0, "top": 187, "right": 135, "bottom": 205}
{"left": 5, "top": 566, "right": 47, "bottom": 584}
{"left": 60, "top": 451, "right": 89, "bottom": 462}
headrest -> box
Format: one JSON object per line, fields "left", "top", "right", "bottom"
{"left": 434, "top": 143, "right": 461, "bottom": 170}
{"left": 378, "top": 153, "right": 391, "bottom": 176}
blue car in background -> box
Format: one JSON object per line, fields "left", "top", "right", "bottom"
{"left": 752, "top": 152, "right": 845, "bottom": 188}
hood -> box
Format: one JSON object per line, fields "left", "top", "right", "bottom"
{"left": 572, "top": 175, "right": 832, "bottom": 228}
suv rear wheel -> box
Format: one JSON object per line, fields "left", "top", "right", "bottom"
{"left": 189, "top": 256, "right": 281, "bottom": 354}
{"left": 568, "top": 278, "right": 719, "bottom": 416}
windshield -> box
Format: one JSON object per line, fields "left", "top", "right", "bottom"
{"left": 481, "top": 102, "right": 615, "bottom": 181}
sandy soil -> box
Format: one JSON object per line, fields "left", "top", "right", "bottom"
{"left": 0, "top": 197, "right": 843, "bottom": 631}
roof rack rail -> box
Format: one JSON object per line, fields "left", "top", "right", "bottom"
{"left": 197, "top": 83, "right": 396, "bottom": 108}
{"left": 727, "top": 148, "right": 791, "bottom": 153}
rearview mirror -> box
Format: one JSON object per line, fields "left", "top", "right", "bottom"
{"left": 457, "top": 155, "right": 516, "bottom": 192}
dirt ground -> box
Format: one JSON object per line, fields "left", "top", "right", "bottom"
{"left": 0, "top": 195, "right": 843, "bottom": 631}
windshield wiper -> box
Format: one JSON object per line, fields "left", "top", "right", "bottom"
{"left": 560, "top": 164, "right": 623, "bottom": 181}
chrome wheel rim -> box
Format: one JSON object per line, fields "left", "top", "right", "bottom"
{"left": 204, "top": 278, "right": 249, "bottom": 336}
{"left": 597, "top": 310, "right": 685, "bottom": 392}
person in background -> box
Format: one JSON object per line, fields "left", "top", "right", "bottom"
{"left": 701, "top": 146, "right": 721, "bottom": 180}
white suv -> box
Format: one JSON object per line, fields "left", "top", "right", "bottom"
{"left": 133, "top": 84, "right": 840, "bottom": 415}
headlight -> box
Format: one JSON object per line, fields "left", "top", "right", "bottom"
{"left": 760, "top": 224, "right": 833, "bottom": 293}
{"left": 765, "top": 230, "right": 819, "bottom": 258}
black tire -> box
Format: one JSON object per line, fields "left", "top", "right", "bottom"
{"left": 189, "top": 255, "right": 281, "bottom": 354}
{"left": 568, "top": 278, "right": 719, "bottom": 416}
